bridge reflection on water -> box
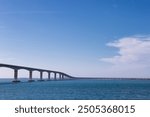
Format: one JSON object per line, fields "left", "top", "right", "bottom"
{"left": 0, "top": 63, "right": 73, "bottom": 82}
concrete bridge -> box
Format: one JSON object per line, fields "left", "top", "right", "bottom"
{"left": 0, "top": 63, "right": 73, "bottom": 82}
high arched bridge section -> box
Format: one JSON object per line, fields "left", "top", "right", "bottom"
{"left": 0, "top": 63, "right": 73, "bottom": 82}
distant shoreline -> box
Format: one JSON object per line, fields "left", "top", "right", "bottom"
{"left": 0, "top": 77, "right": 150, "bottom": 81}
{"left": 73, "top": 77, "right": 150, "bottom": 80}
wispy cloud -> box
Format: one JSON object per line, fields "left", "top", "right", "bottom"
{"left": 100, "top": 35, "right": 150, "bottom": 78}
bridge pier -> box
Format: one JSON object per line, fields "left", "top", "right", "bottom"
{"left": 38, "top": 71, "right": 44, "bottom": 81}
{"left": 59, "top": 73, "right": 61, "bottom": 80}
{"left": 12, "top": 69, "right": 20, "bottom": 82}
{"left": 54, "top": 72, "right": 56, "bottom": 80}
{"left": 28, "top": 70, "right": 34, "bottom": 82}
{"left": 62, "top": 74, "right": 64, "bottom": 79}
{"left": 48, "top": 72, "right": 51, "bottom": 80}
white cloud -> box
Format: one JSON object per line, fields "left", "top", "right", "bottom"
{"left": 100, "top": 35, "right": 150, "bottom": 78}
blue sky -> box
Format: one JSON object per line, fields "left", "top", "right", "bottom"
{"left": 0, "top": 0, "right": 150, "bottom": 78}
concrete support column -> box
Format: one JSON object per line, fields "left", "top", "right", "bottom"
{"left": 38, "top": 71, "right": 44, "bottom": 81}
{"left": 29, "top": 71, "right": 32, "bottom": 80}
{"left": 40, "top": 71, "right": 43, "bottom": 80}
{"left": 13, "top": 69, "right": 20, "bottom": 82}
{"left": 54, "top": 72, "right": 56, "bottom": 80}
{"left": 59, "top": 73, "right": 61, "bottom": 80}
{"left": 48, "top": 72, "right": 51, "bottom": 80}
{"left": 28, "top": 70, "right": 34, "bottom": 82}
{"left": 62, "top": 74, "right": 64, "bottom": 79}
{"left": 14, "top": 69, "right": 18, "bottom": 80}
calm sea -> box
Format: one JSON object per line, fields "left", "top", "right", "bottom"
{"left": 0, "top": 78, "right": 150, "bottom": 100}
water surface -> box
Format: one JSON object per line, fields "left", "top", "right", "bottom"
{"left": 0, "top": 78, "right": 150, "bottom": 100}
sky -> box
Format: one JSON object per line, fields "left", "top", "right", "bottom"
{"left": 0, "top": 0, "right": 150, "bottom": 78}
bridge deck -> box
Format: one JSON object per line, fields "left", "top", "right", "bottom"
{"left": 0, "top": 63, "right": 73, "bottom": 82}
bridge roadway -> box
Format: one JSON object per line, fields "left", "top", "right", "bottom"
{"left": 0, "top": 63, "right": 73, "bottom": 82}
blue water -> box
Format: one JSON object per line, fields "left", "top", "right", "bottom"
{"left": 0, "top": 78, "right": 150, "bottom": 100}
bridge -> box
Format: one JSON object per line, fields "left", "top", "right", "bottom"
{"left": 0, "top": 63, "right": 73, "bottom": 82}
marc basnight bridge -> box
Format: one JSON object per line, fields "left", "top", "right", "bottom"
{"left": 0, "top": 63, "right": 73, "bottom": 82}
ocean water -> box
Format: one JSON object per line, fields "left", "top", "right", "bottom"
{"left": 0, "top": 78, "right": 150, "bottom": 100}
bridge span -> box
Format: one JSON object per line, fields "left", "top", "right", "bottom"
{"left": 0, "top": 63, "right": 73, "bottom": 82}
